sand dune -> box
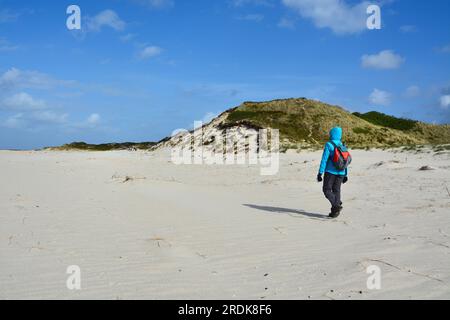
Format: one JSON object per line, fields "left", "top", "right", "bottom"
{"left": 1, "top": 148, "right": 449, "bottom": 299}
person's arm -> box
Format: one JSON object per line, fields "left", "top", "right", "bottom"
{"left": 342, "top": 168, "right": 349, "bottom": 183}
{"left": 318, "top": 143, "right": 330, "bottom": 175}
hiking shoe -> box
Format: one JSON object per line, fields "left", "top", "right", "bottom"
{"left": 329, "top": 206, "right": 342, "bottom": 219}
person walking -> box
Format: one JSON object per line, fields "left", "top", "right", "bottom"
{"left": 317, "top": 127, "right": 351, "bottom": 218}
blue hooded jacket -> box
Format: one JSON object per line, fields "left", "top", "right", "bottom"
{"left": 318, "top": 127, "right": 348, "bottom": 176}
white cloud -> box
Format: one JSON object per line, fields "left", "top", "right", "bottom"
{"left": 0, "top": 70, "right": 77, "bottom": 130}
{"left": 1, "top": 92, "right": 46, "bottom": 110}
{"left": 404, "top": 85, "right": 420, "bottom": 98}
{"left": 139, "top": 46, "right": 163, "bottom": 59}
{"left": 68, "top": 113, "right": 102, "bottom": 130}
{"left": 87, "top": 113, "right": 101, "bottom": 125}
{"left": 2, "top": 111, "right": 68, "bottom": 129}
{"left": 87, "top": 10, "right": 126, "bottom": 32}
{"left": 282, "top": 0, "right": 370, "bottom": 35}
{"left": 2, "top": 113, "right": 25, "bottom": 129}
{"left": 369, "top": 88, "right": 391, "bottom": 106}
{"left": 2, "top": 110, "right": 104, "bottom": 131}
{"left": 0, "top": 68, "right": 21, "bottom": 86}
{"left": 0, "top": 68, "right": 74, "bottom": 91}
{"left": 440, "top": 95, "right": 450, "bottom": 109}
{"left": 32, "top": 111, "right": 68, "bottom": 124}
{"left": 120, "top": 33, "right": 136, "bottom": 42}
{"left": 361, "top": 50, "right": 404, "bottom": 70}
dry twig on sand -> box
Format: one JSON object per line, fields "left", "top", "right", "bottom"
{"left": 148, "top": 237, "right": 172, "bottom": 248}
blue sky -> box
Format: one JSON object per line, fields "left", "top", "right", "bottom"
{"left": 0, "top": 0, "right": 449, "bottom": 149}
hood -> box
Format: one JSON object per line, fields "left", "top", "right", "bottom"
{"left": 329, "top": 127, "right": 342, "bottom": 141}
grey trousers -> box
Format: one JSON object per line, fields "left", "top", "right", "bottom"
{"left": 323, "top": 172, "right": 344, "bottom": 208}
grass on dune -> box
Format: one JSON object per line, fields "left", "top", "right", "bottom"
{"left": 224, "top": 98, "right": 450, "bottom": 148}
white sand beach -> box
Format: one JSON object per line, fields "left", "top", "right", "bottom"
{"left": 0, "top": 148, "right": 449, "bottom": 299}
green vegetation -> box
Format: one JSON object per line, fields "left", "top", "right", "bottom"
{"left": 432, "top": 144, "right": 450, "bottom": 152}
{"left": 49, "top": 141, "right": 156, "bottom": 151}
{"left": 352, "top": 127, "right": 372, "bottom": 134}
{"left": 222, "top": 98, "right": 450, "bottom": 149}
{"left": 353, "top": 111, "right": 418, "bottom": 131}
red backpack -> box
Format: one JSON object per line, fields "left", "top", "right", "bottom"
{"left": 330, "top": 141, "right": 352, "bottom": 170}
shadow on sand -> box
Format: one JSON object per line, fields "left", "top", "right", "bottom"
{"left": 243, "top": 204, "right": 329, "bottom": 220}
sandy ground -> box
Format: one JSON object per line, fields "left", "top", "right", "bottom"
{"left": 0, "top": 148, "right": 450, "bottom": 300}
